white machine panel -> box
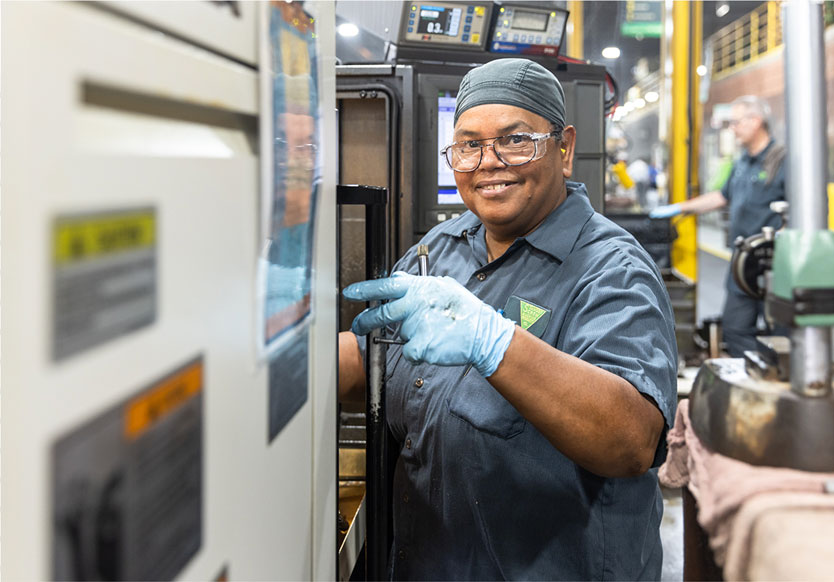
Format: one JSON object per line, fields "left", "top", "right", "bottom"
{"left": 1, "top": 1, "right": 336, "bottom": 580}
{"left": 103, "top": 0, "right": 259, "bottom": 65}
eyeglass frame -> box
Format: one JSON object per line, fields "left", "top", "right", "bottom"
{"left": 440, "top": 130, "right": 563, "bottom": 173}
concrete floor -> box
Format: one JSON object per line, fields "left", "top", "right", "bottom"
{"left": 661, "top": 219, "right": 722, "bottom": 581}
{"left": 660, "top": 486, "right": 684, "bottom": 581}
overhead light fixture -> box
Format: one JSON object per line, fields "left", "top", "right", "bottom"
{"left": 696, "top": 65, "right": 708, "bottom": 76}
{"left": 645, "top": 91, "right": 659, "bottom": 103}
{"left": 601, "top": 46, "right": 621, "bottom": 59}
{"left": 337, "top": 22, "right": 359, "bottom": 37}
{"left": 635, "top": 98, "right": 646, "bottom": 109}
{"left": 716, "top": 2, "right": 730, "bottom": 18}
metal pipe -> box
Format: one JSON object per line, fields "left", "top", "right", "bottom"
{"left": 783, "top": 0, "right": 832, "bottom": 395}
{"left": 336, "top": 184, "right": 391, "bottom": 579}
{"left": 365, "top": 191, "right": 390, "bottom": 582}
{"left": 784, "top": 0, "right": 828, "bottom": 233}
{"left": 791, "top": 327, "right": 833, "bottom": 396}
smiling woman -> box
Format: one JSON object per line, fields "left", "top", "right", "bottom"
{"left": 337, "top": 55, "right": 678, "bottom": 581}
{"left": 452, "top": 104, "right": 575, "bottom": 254}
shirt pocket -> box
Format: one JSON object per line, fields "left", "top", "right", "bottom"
{"left": 446, "top": 377, "right": 526, "bottom": 439}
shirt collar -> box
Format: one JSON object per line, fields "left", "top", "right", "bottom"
{"left": 744, "top": 139, "right": 775, "bottom": 163}
{"left": 437, "top": 181, "right": 595, "bottom": 262}
{"left": 524, "top": 181, "right": 595, "bottom": 261}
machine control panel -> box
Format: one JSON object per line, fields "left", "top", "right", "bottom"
{"left": 399, "top": 2, "right": 492, "bottom": 50}
{"left": 489, "top": 4, "right": 569, "bottom": 57}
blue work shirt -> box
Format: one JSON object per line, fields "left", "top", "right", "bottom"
{"left": 721, "top": 140, "right": 786, "bottom": 243}
{"left": 373, "top": 182, "right": 678, "bottom": 580}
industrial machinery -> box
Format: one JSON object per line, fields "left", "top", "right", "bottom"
{"left": 2, "top": 2, "right": 338, "bottom": 579}
{"left": 689, "top": 1, "right": 834, "bottom": 472}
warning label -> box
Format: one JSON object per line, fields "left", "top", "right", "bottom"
{"left": 52, "top": 357, "right": 203, "bottom": 581}
{"left": 52, "top": 208, "right": 156, "bottom": 361}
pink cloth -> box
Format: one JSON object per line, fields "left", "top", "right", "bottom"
{"left": 658, "top": 399, "right": 834, "bottom": 569}
{"left": 724, "top": 492, "right": 834, "bottom": 581}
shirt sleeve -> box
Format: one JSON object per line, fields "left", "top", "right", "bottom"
{"left": 720, "top": 163, "right": 736, "bottom": 201}
{"left": 558, "top": 252, "right": 679, "bottom": 466}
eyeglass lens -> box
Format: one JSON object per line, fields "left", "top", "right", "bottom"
{"left": 446, "top": 134, "right": 538, "bottom": 171}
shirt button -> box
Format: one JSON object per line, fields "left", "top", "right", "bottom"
{"left": 402, "top": 493, "right": 409, "bottom": 503}
{"left": 405, "top": 438, "right": 412, "bottom": 449}
{"left": 398, "top": 549, "right": 407, "bottom": 559}
{"left": 414, "top": 377, "right": 424, "bottom": 388}
{"left": 476, "top": 272, "right": 487, "bottom": 281}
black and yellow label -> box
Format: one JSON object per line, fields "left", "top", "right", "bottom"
{"left": 54, "top": 210, "right": 155, "bottom": 265}
{"left": 125, "top": 360, "right": 203, "bottom": 440}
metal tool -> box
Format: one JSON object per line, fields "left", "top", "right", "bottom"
{"left": 417, "top": 244, "right": 429, "bottom": 276}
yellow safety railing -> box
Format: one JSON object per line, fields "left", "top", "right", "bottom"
{"left": 710, "top": 1, "right": 783, "bottom": 80}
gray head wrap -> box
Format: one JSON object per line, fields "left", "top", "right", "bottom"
{"left": 454, "top": 58, "right": 566, "bottom": 129}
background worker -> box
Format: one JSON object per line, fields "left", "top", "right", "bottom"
{"left": 340, "top": 58, "right": 678, "bottom": 580}
{"left": 651, "top": 95, "right": 786, "bottom": 357}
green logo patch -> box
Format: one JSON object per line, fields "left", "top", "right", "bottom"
{"left": 502, "top": 295, "right": 552, "bottom": 338}
{"left": 520, "top": 301, "right": 547, "bottom": 330}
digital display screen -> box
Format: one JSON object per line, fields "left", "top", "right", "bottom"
{"left": 437, "top": 93, "right": 459, "bottom": 204}
{"left": 417, "top": 5, "right": 462, "bottom": 36}
{"left": 512, "top": 9, "right": 549, "bottom": 32}
{"left": 438, "top": 187, "right": 464, "bottom": 205}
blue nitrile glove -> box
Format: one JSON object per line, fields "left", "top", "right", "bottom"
{"left": 343, "top": 271, "right": 516, "bottom": 377}
{"left": 649, "top": 203, "right": 682, "bottom": 219}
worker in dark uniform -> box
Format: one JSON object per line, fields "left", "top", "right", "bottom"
{"left": 651, "top": 95, "right": 786, "bottom": 357}
{"left": 340, "top": 58, "right": 678, "bottom": 580}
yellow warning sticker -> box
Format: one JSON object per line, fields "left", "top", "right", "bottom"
{"left": 54, "top": 210, "right": 155, "bottom": 265}
{"left": 125, "top": 360, "right": 203, "bottom": 440}
{"left": 520, "top": 300, "right": 547, "bottom": 330}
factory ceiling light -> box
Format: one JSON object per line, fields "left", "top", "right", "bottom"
{"left": 337, "top": 22, "right": 359, "bottom": 37}
{"left": 601, "top": 46, "right": 621, "bottom": 59}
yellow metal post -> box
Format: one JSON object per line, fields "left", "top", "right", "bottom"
{"left": 690, "top": 1, "right": 702, "bottom": 207}
{"left": 567, "top": 0, "right": 583, "bottom": 59}
{"left": 671, "top": 0, "right": 697, "bottom": 281}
